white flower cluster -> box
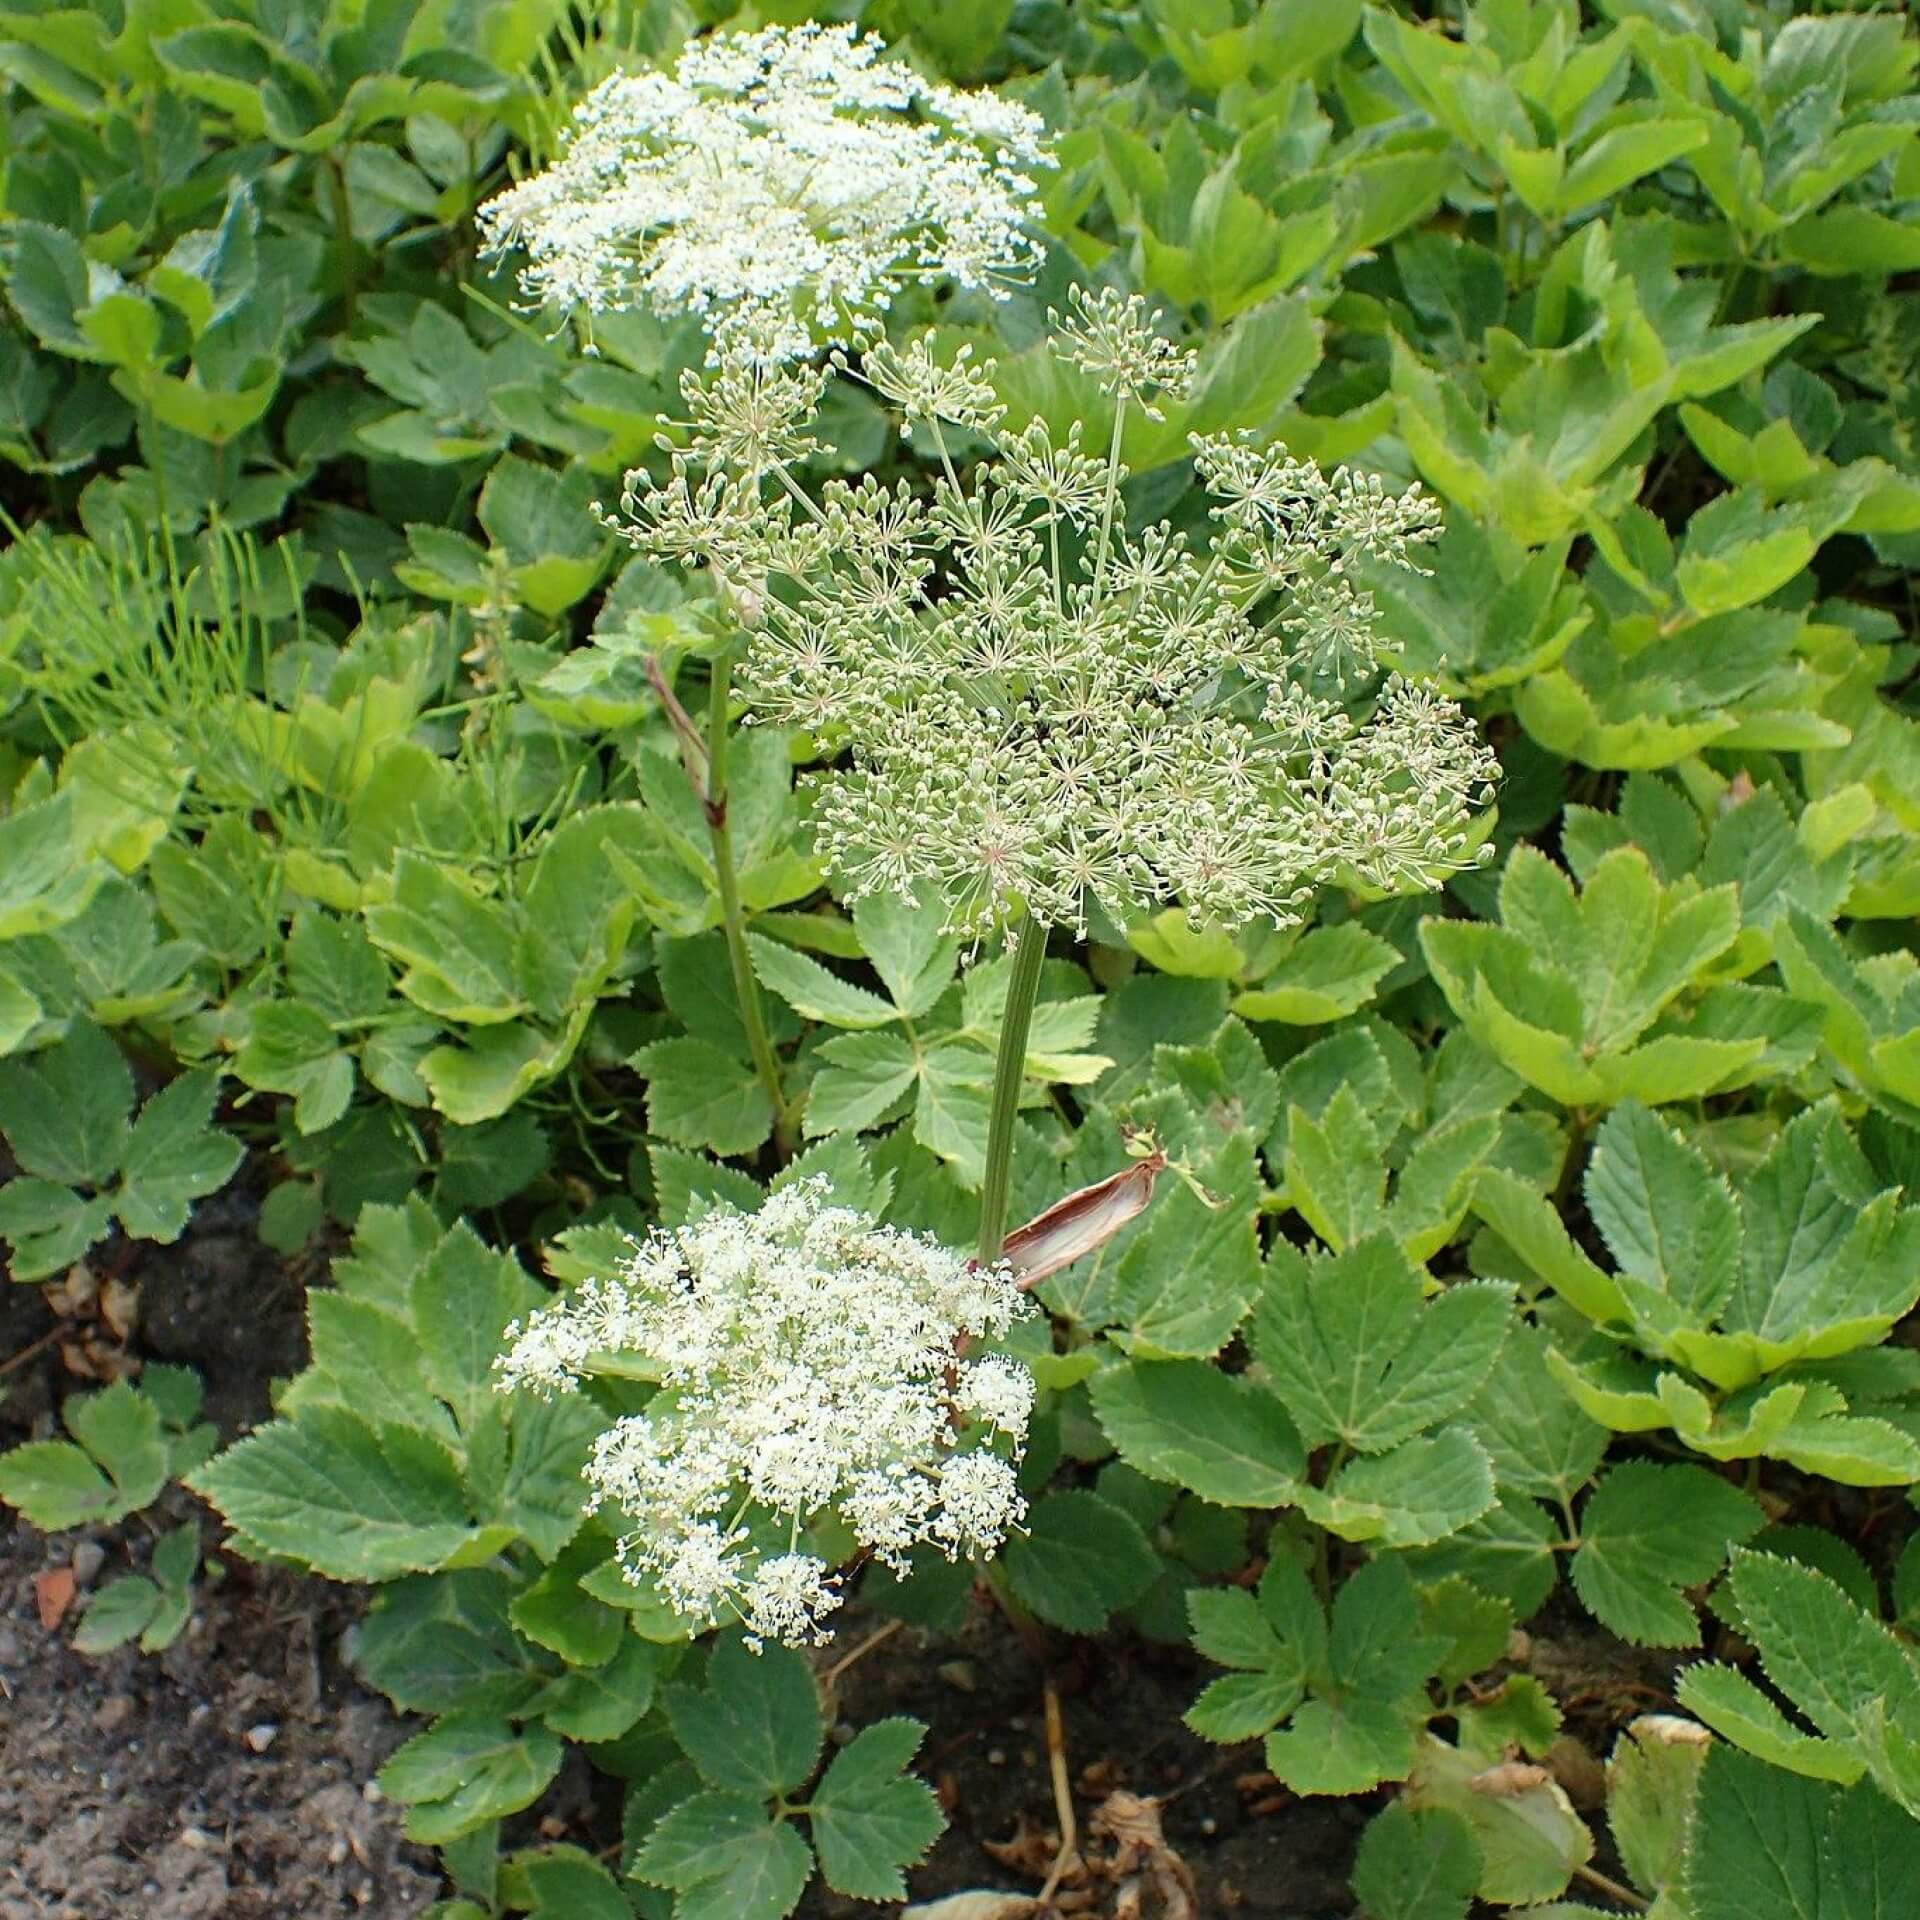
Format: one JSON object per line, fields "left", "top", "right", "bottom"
{"left": 614, "top": 288, "right": 1498, "bottom": 937}
{"left": 477, "top": 23, "right": 1051, "bottom": 362}
{"left": 495, "top": 1179, "right": 1034, "bottom": 1648}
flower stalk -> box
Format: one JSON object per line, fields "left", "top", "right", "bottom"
{"left": 702, "top": 648, "right": 795, "bottom": 1152}
{"left": 977, "top": 919, "right": 1048, "bottom": 1263}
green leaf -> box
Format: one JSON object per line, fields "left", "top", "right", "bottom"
{"left": 1607, "top": 1713, "right": 1709, "bottom": 1900}
{"left": 1184, "top": 1554, "right": 1321, "bottom": 1744}
{"left": 72, "top": 1576, "right": 163, "bottom": 1654}
{"left": 1724, "top": 1550, "right": 1920, "bottom": 1799}
{"left": 1461, "top": 1325, "right": 1609, "bottom": 1504}
{"left": 806, "top": 1030, "right": 919, "bottom": 1138}
{"left": 1292, "top": 1428, "right": 1497, "bottom": 1548}
{"left": 851, "top": 888, "right": 957, "bottom": 1018}
{"left": 0, "top": 1018, "right": 131, "bottom": 1185}
{"left": 1350, "top": 1801, "right": 1480, "bottom": 1920}
{"left": 236, "top": 1002, "right": 355, "bottom": 1134}
{"left": 498, "top": 1846, "right": 633, "bottom": 1920}
{"left": 410, "top": 1223, "right": 539, "bottom": 1438}
{"left": 1676, "top": 1663, "right": 1864, "bottom": 1785}
{"left": 749, "top": 934, "right": 896, "bottom": 1030}
{"left": 1682, "top": 1745, "right": 1920, "bottom": 1920}
{"left": 355, "top": 1570, "right": 544, "bottom": 1717}
{"left": 1407, "top": 1731, "right": 1593, "bottom": 1905}
{"left": 115, "top": 1068, "right": 243, "bottom": 1240}
{"left": 636, "top": 1792, "right": 813, "bottom": 1920}
{"left": 0, "top": 1441, "right": 123, "bottom": 1530}
{"left": 1254, "top": 1237, "right": 1510, "bottom": 1452}
{"left": 664, "top": 1638, "right": 823, "bottom": 1796}
{"left": 1001, "top": 1489, "right": 1158, "bottom": 1633}
{"left": 1570, "top": 1463, "right": 1762, "bottom": 1646}
{"left": 632, "top": 1037, "right": 775, "bottom": 1158}
{"left": 365, "top": 853, "right": 527, "bottom": 1024}
{"left": 809, "top": 1717, "right": 943, "bottom": 1901}
{"left": 912, "top": 1042, "right": 992, "bottom": 1185}
{"left": 190, "top": 1409, "right": 497, "bottom": 1580}
{"left": 1280, "top": 1089, "right": 1386, "bottom": 1251}
{"left": 1585, "top": 1101, "right": 1738, "bottom": 1327}
{"left": 1089, "top": 1360, "right": 1305, "bottom": 1506}
{"left": 379, "top": 1712, "right": 565, "bottom": 1845}
{"left": 515, "top": 806, "right": 653, "bottom": 1021}
{"left": 535, "top": 1634, "right": 663, "bottom": 1741}
{"left": 1265, "top": 1559, "right": 1445, "bottom": 1796}
{"left": 0, "top": 1180, "right": 117, "bottom": 1282}
{"left": 1234, "top": 923, "right": 1399, "bottom": 1023}
{"left": 1109, "top": 1135, "right": 1263, "bottom": 1357}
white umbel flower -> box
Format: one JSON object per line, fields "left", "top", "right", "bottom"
{"left": 616, "top": 298, "right": 1497, "bottom": 939}
{"left": 478, "top": 23, "right": 1052, "bottom": 362}
{"left": 496, "top": 1179, "right": 1034, "bottom": 1647}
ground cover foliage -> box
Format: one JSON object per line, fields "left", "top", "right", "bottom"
{"left": 3, "top": 0, "right": 1920, "bottom": 1913}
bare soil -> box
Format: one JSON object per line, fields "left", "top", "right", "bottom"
{"left": 0, "top": 1195, "right": 441, "bottom": 1920}
{"left": 0, "top": 1187, "right": 1674, "bottom": 1920}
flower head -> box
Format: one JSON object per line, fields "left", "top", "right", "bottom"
{"left": 612, "top": 319, "right": 1496, "bottom": 940}
{"left": 479, "top": 23, "right": 1052, "bottom": 362}
{"left": 496, "top": 1179, "right": 1034, "bottom": 1647}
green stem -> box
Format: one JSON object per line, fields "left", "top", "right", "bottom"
{"left": 704, "top": 651, "right": 795, "bottom": 1153}
{"left": 977, "top": 918, "right": 1049, "bottom": 1264}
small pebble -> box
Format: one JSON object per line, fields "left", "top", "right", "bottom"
{"left": 362, "top": 1780, "right": 384, "bottom": 1803}
{"left": 936, "top": 1660, "right": 978, "bottom": 1693}
{"left": 828, "top": 1722, "right": 856, "bottom": 1746}
{"left": 244, "top": 1722, "right": 279, "bottom": 1753}
{"left": 69, "top": 1542, "right": 107, "bottom": 1589}
{"left": 1200, "top": 1816, "right": 1218, "bottom": 1837}
{"left": 93, "top": 1696, "right": 134, "bottom": 1734}
{"left": 986, "top": 1747, "right": 1007, "bottom": 1766}
{"left": 179, "top": 1826, "right": 216, "bottom": 1852}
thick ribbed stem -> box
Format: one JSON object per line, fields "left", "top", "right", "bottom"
{"left": 977, "top": 920, "right": 1048, "bottom": 1263}
{"left": 705, "top": 652, "right": 793, "bottom": 1151}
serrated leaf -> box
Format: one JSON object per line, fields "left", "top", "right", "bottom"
{"left": 1234, "top": 922, "right": 1399, "bottom": 1023}
{"left": 1682, "top": 1746, "right": 1838, "bottom": 1920}
{"left": 364, "top": 853, "right": 526, "bottom": 1024}
{"left": 0, "top": 1441, "right": 124, "bottom": 1530}
{"left": 1570, "top": 1463, "right": 1762, "bottom": 1646}
{"left": 632, "top": 1036, "right": 776, "bottom": 1158}
{"left": 1264, "top": 1559, "right": 1445, "bottom": 1796}
{"left": 1607, "top": 1714, "right": 1709, "bottom": 1899}
{"left": 1585, "top": 1102, "right": 1739, "bottom": 1327}
{"left": 1676, "top": 1663, "right": 1864, "bottom": 1784}
{"left": 1184, "top": 1554, "right": 1322, "bottom": 1744}
{"left": 664, "top": 1638, "right": 823, "bottom": 1796}
{"left": 0, "top": 1018, "right": 131, "bottom": 1184}
{"left": 115, "top": 1068, "right": 243, "bottom": 1240}
{"left": 851, "top": 888, "right": 957, "bottom": 1018}
{"left": 805, "top": 1029, "right": 919, "bottom": 1138}
{"left": 1254, "top": 1237, "right": 1510, "bottom": 1453}
{"left": 1462, "top": 1325, "right": 1609, "bottom": 1504}
{"left": 810, "top": 1717, "right": 943, "bottom": 1901}
{"left": 379, "top": 1712, "right": 564, "bottom": 1845}
{"left": 1350, "top": 1801, "right": 1480, "bottom": 1920}
{"left": 1407, "top": 1732, "right": 1593, "bottom": 1905}
{"left": 1089, "top": 1360, "right": 1304, "bottom": 1506}
{"left": 1292, "top": 1428, "right": 1497, "bottom": 1548}
{"left": 1725, "top": 1551, "right": 1920, "bottom": 1797}
{"left": 410, "top": 1223, "right": 539, "bottom": 1439}
{"left": 1281, "top": 1088, "right": 1386, "bottom": 1251}
{"left": 1001, "top": 1489, "right": 1158, "bottom": 1633}
{"left": 637, "top": 1793, "right": 813, "bottom": 1920}
{"left": 749, "top": 933, "right": 897, "bottom": 1030}
{"left": 189, "top": 1409, "right": 494, "bottom": 1581}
